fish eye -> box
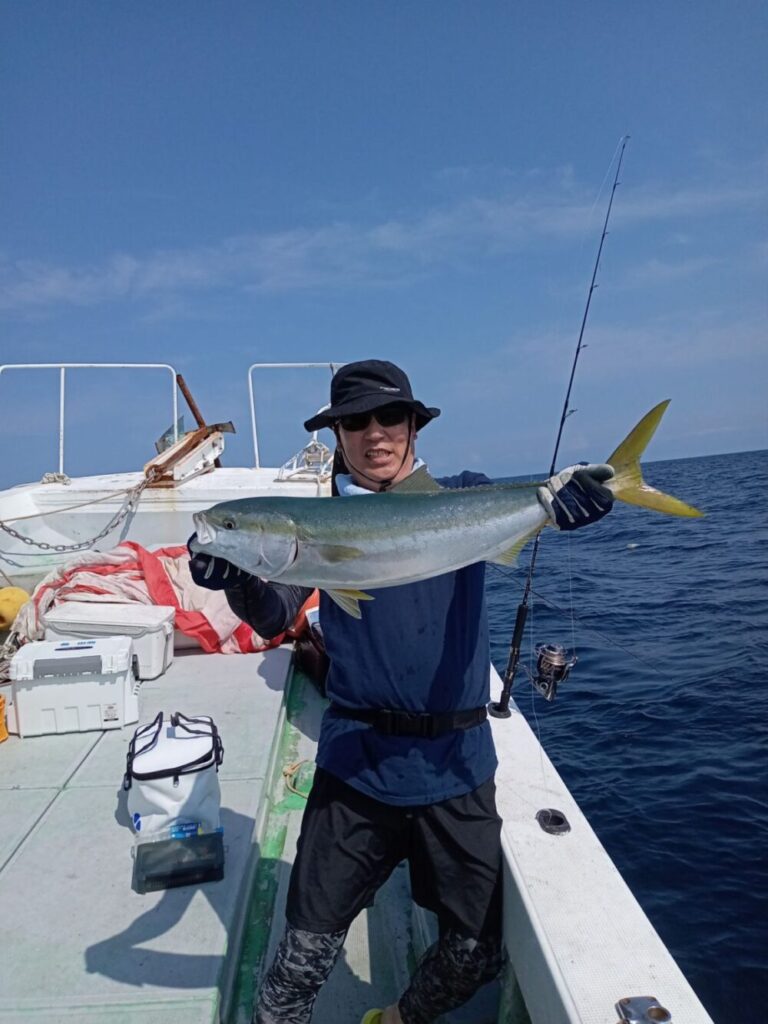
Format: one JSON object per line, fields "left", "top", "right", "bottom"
{"left": 222, "top": 517, "right": 236, "bottom": 530}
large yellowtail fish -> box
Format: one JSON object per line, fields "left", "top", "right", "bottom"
{"left": 192, "top": 401, "right": 702, "bottom": 616}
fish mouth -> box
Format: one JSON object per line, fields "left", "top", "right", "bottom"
{"left": 193, "top": 513, "right": 215, "bottom": 546}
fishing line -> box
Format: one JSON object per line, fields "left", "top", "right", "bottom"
{"left": 487, "top": 560, "right": 666, "bottom": 676}
{"left": 526, "top": 582, "right": 548, "bottom": 783}
{"left": 581, "top": 135, "right": 626, "bottom": 254}
{"left": 489, "top": 135, "right": 630, "bottom": 720}
{"left": 566, "top": 532, "right": 577, "bottom": 656}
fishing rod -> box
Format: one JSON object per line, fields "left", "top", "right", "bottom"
{"left": 489, "top": 135, "right": 630, "bottom": 718}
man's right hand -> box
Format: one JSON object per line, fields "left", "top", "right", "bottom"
{"left": 188, "top": 533, "right": 250, "bottom": 590}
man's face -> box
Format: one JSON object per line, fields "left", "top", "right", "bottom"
{"left": 336, "top": 405, "right": 416, "bottom": 490}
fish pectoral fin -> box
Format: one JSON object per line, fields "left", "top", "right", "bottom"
{"left": 315, "top": 544, "right": 365, "bottom": 563}
{"left": 325, "top": 588, "right": 375, "bottom": 618}
{"left": 489, "top": 527, "right": 542, "bottom": 567}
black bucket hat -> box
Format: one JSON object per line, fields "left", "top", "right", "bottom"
{"left": 304, "top": 360, "right": 441, "bottom": 432}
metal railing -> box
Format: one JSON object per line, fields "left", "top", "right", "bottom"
{"left": 247, "top": 362, "right": 343, "bottom": 468}
{"left": 0, "top": 363, "right": 179, "bottom": 477}
{"left": 1, "top": 361, "right": 344, "bottom": 476}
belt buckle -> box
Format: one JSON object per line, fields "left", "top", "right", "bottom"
{"left": 415, "top": 712, "right": 437, "bottom": 739}
{"left": 376, "top": 709, "right": 395, "bottom": 735}
{"left": 374, "top": 709, "right": 439, "bottom": 738}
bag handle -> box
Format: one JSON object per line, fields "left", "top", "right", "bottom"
{"left": 123, "top": 711, "right": 224, "bottom": 789}
{"left": 171, "top": 711, "right": 224, "bottom": 769}
{"left": 123, "top": 711, "right": 163, "bottom": 790}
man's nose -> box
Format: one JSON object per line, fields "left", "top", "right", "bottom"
{"left": 363, "top": 416, "right": 386, "bottom": 438}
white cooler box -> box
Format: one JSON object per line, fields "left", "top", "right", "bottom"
{"left": 10, "top": 636, "right": 139, "bottom": 737}
{"left": 43, "top": 602, "right": 175, "bottom": 680}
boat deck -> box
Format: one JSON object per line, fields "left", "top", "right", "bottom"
{"left": 0, "top": 646, "right": 293, "bottom": 1023}
{"left": 0, "top": 646, "right": 499, "bottom": 1024}
{"left": 0, "top": 636, "right": 714, "bottom": 1024}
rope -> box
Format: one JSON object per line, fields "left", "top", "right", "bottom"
{"left": 0, "top": 476, "right": 153, "bottom": 554}
{"left": 282, "top": 759, "right": 312, "bottom": 798}
{"left": 0, "top": 631, "right": 21, "bottom": 684}
{"left": 0, "top": 484, "right": 144, "bottom": 523}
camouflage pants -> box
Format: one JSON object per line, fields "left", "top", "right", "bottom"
{"left": 253, "top": 926, "right": 347, "bottom": 1024}
{"left": 398, "top": 929, "right": 504, "bottom": 1024}
{"left": 253, "top": 923, "right": 503, "bottom": 1024}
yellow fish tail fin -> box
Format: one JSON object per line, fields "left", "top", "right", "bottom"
{"left": 606, "top": 401, "right": 703, "bottom": 518}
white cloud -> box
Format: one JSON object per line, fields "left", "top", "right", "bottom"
{"left": 421, "top": 310, "right": 767, "bottom": 473}
{"left": 0, "top": 171, "right": 764, "bottom": 313}
{"left": 616, "top": 255, "right": 721, "bottom": 288}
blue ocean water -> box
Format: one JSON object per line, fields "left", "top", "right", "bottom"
{"left": 485, "top": 450, "right": 767, "bottom": 1024}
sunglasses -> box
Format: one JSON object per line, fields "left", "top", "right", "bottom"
{"left": 337, "top": 405, "right": 410, "bottom": 432}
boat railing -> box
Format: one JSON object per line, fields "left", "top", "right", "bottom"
{"left": 247, "top": 361, "right": 343, "bottom": 468}
{"left": 0, "top": 363, "right": 179, "bottom": 478}
{"left": 0, "top": 360, "right": 345, "bottom": 479}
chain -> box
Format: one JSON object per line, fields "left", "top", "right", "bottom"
{"left": 0, "top": 476, "right": 153, "bottom": 554}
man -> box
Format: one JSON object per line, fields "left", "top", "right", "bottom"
{"left": 189, "top": 360, "right": 614, "bottom": 1024}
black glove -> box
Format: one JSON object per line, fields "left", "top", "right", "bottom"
{"left": 187, "top": 533, "right": 250, "bottom": 590}
{"left": 537, "top": 463, "right": 615, "bottom": 531}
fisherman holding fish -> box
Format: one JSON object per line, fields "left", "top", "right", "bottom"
{"left": 189, "top": 360, "right": 616, "bottom": 1024}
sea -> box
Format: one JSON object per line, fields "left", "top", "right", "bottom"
{"left": 485, "top": 449, "right": 767, "bottom": 1023}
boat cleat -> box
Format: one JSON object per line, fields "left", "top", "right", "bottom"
{"left": 616, "top": 995, "right": 672, "bottom": 1022}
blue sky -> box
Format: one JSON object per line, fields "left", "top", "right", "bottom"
{"left": 1, "top": 1, "right": 766, "bottom": 487}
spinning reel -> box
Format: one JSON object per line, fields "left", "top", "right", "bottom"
{"left": 525, "top": 643, "right": 577, "bottom": 702}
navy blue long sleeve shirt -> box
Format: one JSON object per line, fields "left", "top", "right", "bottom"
{"left": 226, "top": 469, "right": 497, "bottom": 805}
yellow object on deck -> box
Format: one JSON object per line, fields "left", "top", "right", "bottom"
{"left": 0, "top": 694, "right": 8, "bottom": 743}
{"left": 0, "top": 587, "right": 30, "bottom": 630}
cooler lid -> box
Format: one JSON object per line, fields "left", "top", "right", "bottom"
{"left": 10, "top": 636, "right": 135, "bottom": 681}
{"left": 43, "top": 601, "right": 175, "bottom": 633}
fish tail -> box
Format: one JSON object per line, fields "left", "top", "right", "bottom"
{"left": 605, "top": 401, "right": 703, "bottom": 518}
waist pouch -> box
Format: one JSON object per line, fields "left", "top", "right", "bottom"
{"left": 123, "top": 711, "right": 224, "bottom": 839}
{"left": 329, "top": 704, "right": 487, "bottom": 739}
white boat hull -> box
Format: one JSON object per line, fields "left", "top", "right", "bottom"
{"left": 0, "top": 467, "right": 330, "bottom": 593}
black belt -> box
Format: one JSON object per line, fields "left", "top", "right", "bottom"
{"left": 329, "top": 704, "right": 488, "bottom": 739}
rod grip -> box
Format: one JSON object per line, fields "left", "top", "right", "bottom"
{"left": 489, "top": 601, "right": 529, "bottom": 718}
{"left": 508, "top": 602, "right": 528, "bottom": 665}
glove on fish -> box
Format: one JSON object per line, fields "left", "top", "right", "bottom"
{"left": 187, "top": 533, "right": 251, "bottom": 590}
{"left": 538, "top": 463, "right": 615, "bottom": 531}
